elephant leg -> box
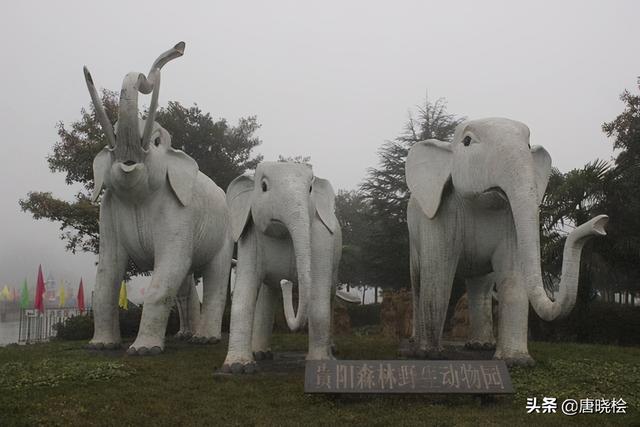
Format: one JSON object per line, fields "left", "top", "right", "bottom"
{"left": 492, "top": 242, "right": 534, "bottom": 366}
{"left": 409, "top": 243, "right": 421, "bottom": 344}
{"left": 223, "top": 230, "right": 260, "bottom": 374}
{"left": 251, "top": 283, "right": 277, "bottom": 360}
{"left": 307, "top": 221, "right": 335, "bottom": 361}
{"left": 465, "top": 275, "right": 496, "bottom": 350}
{"left": 418, "top": 205, "right": 462, "bottom": 357}
{"left": 192, "top": 237, "right": 233, "bottom": 344}
{"left": 492, "top": 272, "right": 534, "bottom": 366}
{"left": 175, "top": 275, "right": 197, "bottom": 340}
{"left": 89, "top": 201, "right": 127, "bottom": 350}
{"left": 128, "top": 254, "right": 191, "bottom": 355}
{"left": 329, "top": 284, "right": 338, "bottom": 356}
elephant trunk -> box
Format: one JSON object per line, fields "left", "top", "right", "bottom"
{"left": 506, "top": 176, "right": 608, "bottom": 322}
{"left": 139, "top": 41, "right": 185, "bottom": 150}
{"left": 82, "top": 42, "right": 184, "bottom": 154}
{"left": 116, "top": 42, "right": 186, "bottom": 158}
{"left": 281, "top": 206, "right": 312, "bottom": 331}
{"left": 116, "top": 72, "right": 145, "bottom": 163}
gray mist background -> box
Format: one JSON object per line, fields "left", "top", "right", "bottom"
{"left": 1, "top": 1, "right": 639, "bottom": 299}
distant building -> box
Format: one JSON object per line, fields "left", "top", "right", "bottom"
{"left": 44, "top": 272, "right": 57, "bottom": 306}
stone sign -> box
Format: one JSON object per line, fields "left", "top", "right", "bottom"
{"left": 305, "top": 360, "right": 513, "bottom": 394}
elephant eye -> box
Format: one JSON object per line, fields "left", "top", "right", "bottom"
{"left": 309, "top": 185, "right": 312, "bottom": 194}
{"left": 462, "top": 136, "right": 472, "bottom": 147}
{"left": 154, "top": 137, "right": 161, "bottom": 147}
{"left": 261, "top": 181, "right": 268, "bottom": 192}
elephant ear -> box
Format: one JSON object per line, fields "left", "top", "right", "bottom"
{"left": 311, "top": 177, "right": 337, "bottom": 234}
{"left": 227, "top": 175, "right": 255, "bottom": 241}
{"left": 167, "top": 148, "right": 199, "bottom": 206}
{"left": 406, "top": 139, "right": 453, "bottom": 219}
{"left": 531, "top": 145, "right": 552, "bottom": 205}
{"left": 91, "top": 147, "right": 113, "bottom": 202}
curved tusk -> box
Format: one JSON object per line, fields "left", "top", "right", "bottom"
{"left": 83, "top": 66, "right": 116, "bottom": 149}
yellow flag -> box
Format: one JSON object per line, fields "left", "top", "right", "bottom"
{"left": 0, "top": 285, "right": 9, "bottom": 301}
{"left": 59, "top": 283, "right": 66, "bottom": 307}
{"left": 118, "top": 281, "right": 128, "bottom": 310}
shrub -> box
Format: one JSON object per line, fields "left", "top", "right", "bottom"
{"left": 530, "top": 301, "right": 640, "bottom": 346}
{"left": 348, "top": 303, "right": 381, "bottom": 327}
{"left": 54, "top": 304, "right": 183, "bottom": 341}
{"left": 119, "top": 305, "right": 142, "bottom": 338}
{"left": 54, "top": 314, "right": 94, "bottom": 340}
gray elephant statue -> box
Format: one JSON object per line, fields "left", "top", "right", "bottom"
{"left": 405, "top": 117, "right": 608, "bottom": 366}
{"left": 84, "top": 42, "right": 233, "bottom": 355}
{"left": 173, "top": 275, "right": 200, "bottom": 340}
{"left": 221, "top": 162, "right": 342, "bottom": 373}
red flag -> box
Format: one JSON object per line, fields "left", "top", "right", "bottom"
{"left": 34, "top": 265, "right": 46, "bottom": 313}
{"left": 77, "top": 278, "right": 85, "bottom": 313}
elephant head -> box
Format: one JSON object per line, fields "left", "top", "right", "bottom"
{"left": 406, "top": 117, "right": 608, "bottom": 321}
{"left": 84, "top": 42, "right": 198, "bottom": 206}
{"left": 227, "top": 162, "right": 337, "bottom": 331}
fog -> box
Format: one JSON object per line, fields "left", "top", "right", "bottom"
{"left": 1, "top": 0, "right": 638, "bottom": 298}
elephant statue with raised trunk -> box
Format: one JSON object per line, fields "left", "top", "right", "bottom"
{"left": 405, "top": 117, "right": 608, "bottom": 366}
{"left": 222, "top": 162, "right": 342, "bottom": 373}
{"left": 84, "top": 42, "right": 233, "bottom": 355}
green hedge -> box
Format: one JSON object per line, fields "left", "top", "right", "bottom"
{"left": 530, "top": 301, "right": 640, "bottom": 346}
{"left": 54, "top": 314, "right": 94, "bottom": 340}
{"left": 347, "top": 303, "right": 381, "bottom": 327}
{"left": 54, "top": 305, "right": 182, "bottom": 341}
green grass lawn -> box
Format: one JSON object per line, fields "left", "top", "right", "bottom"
{"left": 0, "top": 334, "right": 637, "bottom": 426}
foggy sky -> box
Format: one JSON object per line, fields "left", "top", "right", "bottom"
{"left": 1, "top": 0, "right": 639, "bottom": 296}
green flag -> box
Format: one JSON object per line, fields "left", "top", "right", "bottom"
{"left": 20, "top": 279, "right": 29, "bottom": 309}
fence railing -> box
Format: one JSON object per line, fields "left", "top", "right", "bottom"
{"left": 18, "top": 308, "right": 87, "bottom": 343}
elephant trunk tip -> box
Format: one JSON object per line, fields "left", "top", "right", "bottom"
{"left": 570, "top": 214, "right": 609, "bottom": 244}
{"left": 591, "top": 215, "right": 609, "bottom": 236}
{"left": 174, "top": 41, "right": 186, "bottom": 55}
{"left": 280, "top": 279, "right": 306, "bottom": 331}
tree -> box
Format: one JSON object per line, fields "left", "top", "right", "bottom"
{"left": 20, "top": 90, "right": 262, "bottom": 276}
{"left": 540, "top": 77, "right": 640, "bottom": 306}
{"left": 599, "top": 77, "right": 640, "bottom": 304}
{"left": 359, "top": 97, "right": 464, "bottom": 291}
{"left": 334, "top": 190, "right": 369, "bottom": 290}
{"left": 539, "top": 161, "right": 609, "bottom": 301}
{"left": 277, "top": 155, "right": 311, "bottom": 164}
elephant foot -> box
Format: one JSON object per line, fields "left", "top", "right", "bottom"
{"left": 397, "top": 347, "right": 414, "bottom": 358}
{"left": 127, "top": 336, "right": 164, "bottom": 356}
{"left": 220, "top": 361, "right": 258, "bottom": 375}
{"left": 126, "top": 345, "right": 164, "bottom": 356}
{"left": 493, "top": 351, "right": 536, "bottom": 367}
{"left": 174, "top": 331, "right": 193, "bottom": 341}
{"left": 307, "top": 349, "right": 336, "bottom": 361}
{"left": 253, "top": 350, "right": 274, "bottom": 361}
{"left": 465, "top": 340, "right": 496, "bottom": 351}
{"left": 413, "top": 346, "right": 444, "bottom": 359}
{"left": 86, "top": 341, "right": 121, "bottom": 351}
{"left": 495, "top": 353, "right": 535, "bottom": 367}
{"left": 189, "top": 335, "right": 221, "bottom": 345}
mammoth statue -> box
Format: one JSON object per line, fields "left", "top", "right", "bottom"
{"left": 405, "top": 117, "right": 608, "bottom": 366}
{"left": 222, "top": 162, "right": 342, "bottom": 373}
{"left": 84, "top": 42, "right": 233, "bottom": 355}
